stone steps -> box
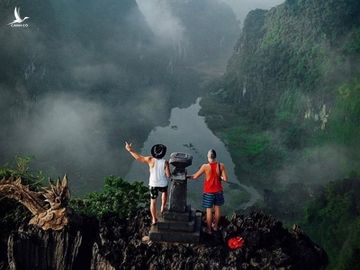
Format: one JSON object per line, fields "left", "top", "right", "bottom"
{"left": 149, "top": 211, "right": 202, "bottom": 243}
{"left": 157, "top": 215, "right": 195, "bottom": 232}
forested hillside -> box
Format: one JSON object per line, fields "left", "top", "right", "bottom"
{"left": 201, "top": 0, "right": 360, "bottom": 268}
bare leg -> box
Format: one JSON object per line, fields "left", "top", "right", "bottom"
{"left": 150, "top": 198, "right": 157, "bottom": 224}
{"left": 161, "top": 191, "right": 167, "bottom": 214}
{"left": 206, "top": 208, "right": 213, "bottom": 232}
{"left": 213, "top": 205, "right": 221, "bottom": 231}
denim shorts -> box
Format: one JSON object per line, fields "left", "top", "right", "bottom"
{"left": 202, "top": 192, "right": 225, "bottom": 208}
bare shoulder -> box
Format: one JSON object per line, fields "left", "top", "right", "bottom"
{"left": 196, "top": 164, "right": 207, "bottom": 172}
{"left": 202, "top": 163, "right": 209, "bottom": 171}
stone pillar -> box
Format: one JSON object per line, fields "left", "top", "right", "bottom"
{"left": 168, "top": 167, "right": 187, "bottom": 212}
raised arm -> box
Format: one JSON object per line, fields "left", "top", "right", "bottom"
{"left": 125, "top": 142, "right": 152, "bottom": 164}
{"left": 220, "top": 163, "right": 228, "bottom": 182}
{"left": 190, "top": 164, "right": 206, "bottom": 180}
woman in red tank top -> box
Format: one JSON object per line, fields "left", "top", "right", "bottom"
{"left": 190, "top": 149, "right": 228, "bottom": 234}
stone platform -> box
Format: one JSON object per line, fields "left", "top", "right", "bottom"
{"left": 149, "top": 208, "right": 202, "bottom": 243}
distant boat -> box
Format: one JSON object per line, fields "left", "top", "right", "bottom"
{"left": 8, "top": 7, "right": 29, "bottom": 25}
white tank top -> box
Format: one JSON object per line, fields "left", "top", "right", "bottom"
{"left": 149, "top": 159, "right": 168, "bottom": 187}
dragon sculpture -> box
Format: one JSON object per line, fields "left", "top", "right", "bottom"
{"left": 0, "top": 175, "right": 70, "bottom": 230}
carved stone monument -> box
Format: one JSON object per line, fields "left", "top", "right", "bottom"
{"left": 0, "top": 175, "right": 70, "bottom": 230}
{"left": 149, "top": 152, "right": 202, "bottom": 243}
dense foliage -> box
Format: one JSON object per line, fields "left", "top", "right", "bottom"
{"left": 70, "top": 176, "right": 149, "bottom": 219}
{"left": 326, "top": 80, "right": 360, "bottom": 149}
{"left": 303, "top": 178, "right": 360, "bottom": 270}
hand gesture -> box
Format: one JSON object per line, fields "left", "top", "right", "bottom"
{"left": 125, "top": 141, "right": 133, "bottom": 152}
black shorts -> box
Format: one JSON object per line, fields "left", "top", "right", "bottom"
{"left": 149, "top": 186, "right": 168, "bottom": 199}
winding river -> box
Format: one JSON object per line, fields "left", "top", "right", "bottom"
{"left": 126, "top": 98, "right": 261, "bottom": 212}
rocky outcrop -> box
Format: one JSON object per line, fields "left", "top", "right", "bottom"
{"left": 6, "top": 216, "right": 97, "bottom": 270}
{"left": 3, "top": 210, "right": 327, "bottom": 270}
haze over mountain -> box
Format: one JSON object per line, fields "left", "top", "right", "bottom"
{"left": 1, "top": 0, "right": 274, "bottom": 193}
{"left": 221, "top": 0, "right": 284, "bottom": 24}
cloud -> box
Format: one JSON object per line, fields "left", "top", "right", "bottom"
{"left": 121, "top": 86, "right": 171, "bottom": 125}
{"left": 135, "top": 0, "right": 185, "bottom": 46}
{"left": 72, "top": 63, "right": 123, "bottom": 87}
{"left": 6, "top": 93, "right": 121, "bottom": 190}
{"left": 276, "top": 145, "right": 354, "bottom": 185}
{"left": 17, "top": 94, "right": 105, "bottom": 154}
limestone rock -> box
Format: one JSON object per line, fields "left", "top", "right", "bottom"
{"left": 2, "top": 210, "right": 327, "bottom": 270}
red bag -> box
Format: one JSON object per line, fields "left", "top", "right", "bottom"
{"left": 227, "top": 236, "right": 245, "bottom": 250}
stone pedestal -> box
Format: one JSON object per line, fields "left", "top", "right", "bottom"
{"left": 149, "top": 153, "right": 201, "bottom": 243}
{"left": 149, "top": 207, "right": 201, "bottom": 243}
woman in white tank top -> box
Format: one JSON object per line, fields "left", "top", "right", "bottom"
{"left": 125, "top": 142, "right": 170, "bottom": 225}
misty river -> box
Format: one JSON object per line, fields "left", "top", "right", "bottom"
{"left": 126, "top": 98, "right": 262, "bottom": 213}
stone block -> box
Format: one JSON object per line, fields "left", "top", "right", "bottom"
{"left": 157, "top": 217, "right": 195, "bottom": 232}
{"left": 149, "top": 211, "right": 202, "bottom": 243}
{"left": 162, "top": 208, "right": 191, "bottom": 222}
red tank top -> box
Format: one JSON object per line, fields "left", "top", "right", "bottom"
{"left": 204, "top": 162, "right": 223, "bottom": 193}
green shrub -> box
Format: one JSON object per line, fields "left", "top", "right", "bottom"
{"left": 70, "top": 176, "right": 149, "bottom": 219}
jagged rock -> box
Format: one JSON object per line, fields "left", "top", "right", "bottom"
{"left": 90, "top": 243, "right": 115, "bottom": 270}
{"left": 3, "top": 210, "right": 327, "bottom": 270}
{"left": 7, "top": 216, "right": 97, "bottom": 270}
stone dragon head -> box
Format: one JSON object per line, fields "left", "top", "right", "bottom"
{"left": 0, "top": 175, "right": 70, "bottom": 230}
